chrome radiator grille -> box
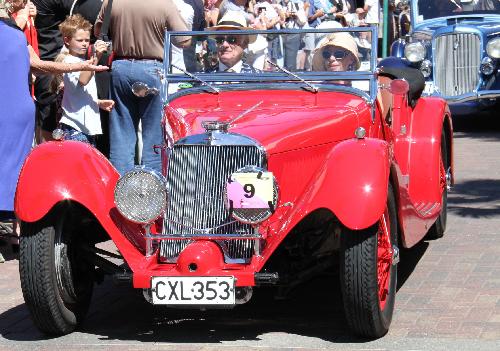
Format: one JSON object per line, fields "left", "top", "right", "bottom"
{"left": 434, "top": 33, "right": 480, "bottom": 97}
{"left": 160, "top": 143, "right": 264, "bottom": 262}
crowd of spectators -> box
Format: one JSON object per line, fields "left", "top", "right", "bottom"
{"left": 6, "top": 0, "right": 400, "bottom": 165}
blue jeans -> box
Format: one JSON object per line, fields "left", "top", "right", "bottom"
{"left": 61, "top": 123, "right": 97, "bottom": 146}
{"left": 109, "top": 59, "right": 163, "bottom": 175}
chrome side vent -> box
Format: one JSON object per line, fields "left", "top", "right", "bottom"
{"left": 434, "top": 33, "right": 480, "bottom": 97}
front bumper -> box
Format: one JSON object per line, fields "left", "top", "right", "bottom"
{"left": 444, "top": 89, "right": 500, "bottom": 104}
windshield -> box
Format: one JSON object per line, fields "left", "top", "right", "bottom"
{"left": 163, "top": 27, "right": 377, "bottom": 101}
{"left": 415, "top": 0, "right": 500, "bottom": 23}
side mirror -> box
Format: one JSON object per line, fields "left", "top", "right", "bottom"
{"left": 388, "top": 79, "right": 410, "bottom": 95}
{"left": 132, "top": 82, "right": 159, "bottom": 97}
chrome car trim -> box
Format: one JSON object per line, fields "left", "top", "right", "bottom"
{"left": 163, "top": 217, "right": 258, "bottom": 235}
{"left": 148, "top": 234, "right": 260, "bottom": 240}
{"left": 429, "top": 90, "right": 500, "bottom": 103}
{"left": 434, "top": 33, "right": 481, "bottom": 98}
{"left": 392, "top": 245, "right": 400, "bottom": 265}
{"left": 175, "top": 131, "right": 266, "bottom": 150}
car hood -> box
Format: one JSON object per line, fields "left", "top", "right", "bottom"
{"left": 414, "top": 15, "right": 500, "bottom": 36}
{"left": 166, "top": 89, "right": 371, "bottom": 155}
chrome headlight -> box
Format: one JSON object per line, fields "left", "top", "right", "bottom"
{"left": 486, "top": 37, "right": 500, "bottom": 59}
{"left": 114, "top": 168, "right": 167, "bottom": 224}
{"left": 420, "top": 59, "right": 432, "bottom": 78}
{"left": 404, "top": 42, "right": 425, "bottom": 63}
{"left": 225, "top": 166, "right": 278, "bottom": 225}
{"left": 480, "top": 57, "right": 495, "bottom": 75}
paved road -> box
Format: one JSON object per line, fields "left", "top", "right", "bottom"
{"left": 1, "top": 115, "right": 500, "bottom": 350}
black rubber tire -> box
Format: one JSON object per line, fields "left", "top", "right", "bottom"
{"left": 340, "top": 184, "right": 398, "bottom": 338}
{"left": 19, "top": 208, "right": 94, "bottom": 335}
{"left": 426, "top": 129, "right": 448, "bottom": 240}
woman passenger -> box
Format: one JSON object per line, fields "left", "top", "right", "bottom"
{"left": 311, "top": 31, "right": 360, "bottom": 72}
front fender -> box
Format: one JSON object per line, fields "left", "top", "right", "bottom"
{"left": 327, "top": 138, "right": 390, "bottom": 229}
{"left": 15, "top": 141, "right": 149, "bottom": 269}
{"left": 272, "top": 138, "right": 390, "bottom": 233}
{"left": 15, "top": 141, "right": 119, "bottom": 222}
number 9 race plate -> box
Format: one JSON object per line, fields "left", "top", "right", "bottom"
{"left": 151, "top": 276, "right": 235, "bottom": 305}
{"left": 226, "top": 172, "right": 274, "bottom": 209}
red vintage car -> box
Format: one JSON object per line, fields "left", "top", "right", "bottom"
{"left": 15, "top": 27, "right": 453, "bottom": 338}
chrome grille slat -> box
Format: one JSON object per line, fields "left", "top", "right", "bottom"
{"left": 434, "top": 33, "right": 480, "bottom": 97}
{"left": 160, "top": 143, "right": 264, "bottom": 262}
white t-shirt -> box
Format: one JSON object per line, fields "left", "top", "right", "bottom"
{"left": 365, "top": 0, "right": 379, "bottom": 24}
{"left": 171, "top": 0, "right": 194, "bottom": 72}
{"left": 60, "top": 54, "right": 102, "bottom": 135}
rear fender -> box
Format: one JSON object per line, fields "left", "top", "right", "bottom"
{"left": 408, "top": 97, "right": 453, "bottom": 203}
{"left": 274, "top": 138, "right": 390, "bottom": 234}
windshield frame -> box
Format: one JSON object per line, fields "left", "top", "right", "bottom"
{"left": 163, "top": 26, "right": 379, "bottom": 108}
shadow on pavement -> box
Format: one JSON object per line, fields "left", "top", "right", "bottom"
{"left": 0, "top": 243, "right": 429, "bottom": 345}
{"left": 448, "top": 179, "right": 500, "bottom": 219}
{"left": 397, "top": 240, "right": 429, "bottom": 292}
{"left": 452, "top": 112, "right": 500, "bottom": 134}
{"left": 0, "top": 237, "right": 18, "bottom": 262}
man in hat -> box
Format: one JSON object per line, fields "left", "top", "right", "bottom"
{"left": 208, "top": 10, "right": 260, "bottom": 73}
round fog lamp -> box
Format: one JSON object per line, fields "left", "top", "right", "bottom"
{"left": 225, "top": 166, "right": 278, "bottom": 225}
{"left": 404, "top": 42, "right": 425, "bottom": 63}
{"left": 480, "top": 56, "right": 495, "bottom": 75}
{"left": 420, "top": 59, "right": 432, "bottom": 78}
{"left": 486, "top": 38, "right": 500, "bottom": 59}
{"left": 114, "top": 168, "right": 167, "bottom": 224}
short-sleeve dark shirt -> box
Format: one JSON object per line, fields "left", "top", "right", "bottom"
{"left": 32, "top": 0, "right": 73, "bottom": 60}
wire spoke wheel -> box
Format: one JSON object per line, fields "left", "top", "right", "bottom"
{"left": 377, "top": 210, "right": 393, "bottom": 311}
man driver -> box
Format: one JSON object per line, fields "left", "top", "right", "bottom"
{"left": 207, "top": 11, "right": 259, "bottom": 73}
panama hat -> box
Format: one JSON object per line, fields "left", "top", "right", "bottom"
{"left": 207, "top": 10, "right": 257, "bottom": 44}
{"left": 312, "top": 32, "right": 360, "bottom": 71}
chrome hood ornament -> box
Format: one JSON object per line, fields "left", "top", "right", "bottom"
{"left": 202, "top": 120, "right": 230, "bottom": 133}
{"left": 201, "top": 100, "right": 264, "bottom": 135}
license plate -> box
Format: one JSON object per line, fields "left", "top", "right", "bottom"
{"left": 151, "top": 277, "right": 235, "bottom": 305}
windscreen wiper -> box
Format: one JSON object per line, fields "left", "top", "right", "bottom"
{"left": 266, "top": 59, "right": 318, "bottom": 93}
{"left": 171, "top": 64, "right": 220, "bottom": 94}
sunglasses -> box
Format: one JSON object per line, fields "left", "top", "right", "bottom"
{"left": 215, "top": 36, "right": 240, "bottom": 45}
{"left": 322, "top": 49, "right": 348, "bottom": 60}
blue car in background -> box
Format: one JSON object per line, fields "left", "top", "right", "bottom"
{"left": 391, "top": 0, "right": 500, "bottom": 115}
